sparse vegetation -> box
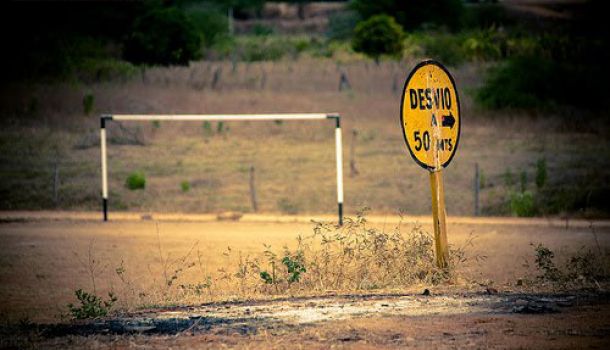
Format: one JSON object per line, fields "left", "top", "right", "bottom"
{"left": 530, "top": 242, "right": 609, "bottom": 288}
{"left": 82, "top": 93, "right": 94, "bottom": 115}
{"left": 125, "top": 172, "right": 146, "bottom": 190}
{"left": 227, "top": 210, "right": 474, "bottom": 293}
{"left": 67, "top": 289, "right": 117, "bottom": 319}
{"left": 180, "top": 180, "right": 191, "bottom": 192}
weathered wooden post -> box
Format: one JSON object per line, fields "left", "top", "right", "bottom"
{"left": 400, "top": 60, "right": 461, "bottom": 269}
{"left": 249, "top": 165, "right": 258, "bottom": 212}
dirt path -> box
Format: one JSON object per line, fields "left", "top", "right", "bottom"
{"left": 5, "top": 292, "right": 610, "bottom": 349}
{"left": 2, "top": 210, "right": 609, "bottom": 227}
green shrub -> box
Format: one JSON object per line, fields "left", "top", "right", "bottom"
{"left": 77, "top": 58, "right": 138, "bottom": 82}
{"left": 327, "top": 10, "right": 360, "bottom": 40}
{"left": 536, "top": 158, "right": 547, "bottom": 189}
{"left": 352, "top": 15, "right": 405, "bottom": 61}
{"left": 419, "top": 32, "right": 464, "bottom": 66}
{"left": 351, "top": 0, "right": 464, "bottom": 31}
{"left": 519, "top": 170, "right": 528, "bottom": 193}
{"left": 476, "top": 54, "right": 607, "bottom": 110}
{"left": 503, "top": 167, "right": 514, "bottom": 187}
{"left": 202, "top": 121, "right": 213, "bottom": 136}
{"left": 180, "top": 180, "right": 190, "bottom": 192}
{"left": 252, "top": 24, "right": 274, "bottom": 36}
{"left": 125, "top": 172, "right": 146, "bottom": 190}
{"left": 83, "top": 93, "right": 94, "bottom": 115}
{"left": 124, "top": 8, "right": 201, "bottom": 66}
{"left": 187, "top": 7, "right": 228, "bottom": 47}
{"left": 510, "top": 190, "right": 536, "bottom": 217}
{"left": 461, "top": 29, "right": 504, "bottom": 61}
{"left": 237, "top": 36, "right": 296, "bottom": 61}
{"left": 67, "top": 289, "right": 117, "bottom": 319}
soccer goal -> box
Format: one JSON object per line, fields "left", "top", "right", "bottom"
{"left": 100, "top": 113, "right": 344, "bottom": 224}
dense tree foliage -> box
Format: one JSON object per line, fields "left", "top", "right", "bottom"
{"left": 124, "top": 8, "right": 202, "bottom": 66}
{"left": 352, "top": 15, "right": 404, "bottom": 61}
{"left": 350, "top": 0, "right": 464, "bottom": 31}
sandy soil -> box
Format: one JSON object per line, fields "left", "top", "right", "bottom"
{"left": 0, "top": 213, "right": 609, "bottom": 348}
{"left": 4, "top": 293, "right": 610, "bottom": 349}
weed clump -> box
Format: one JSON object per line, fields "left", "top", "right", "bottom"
{"left": 67, "top": 289, "right": 117, "bottom": 319}
{"left": 180, "top": 180, "right": 190, "bottom": 192}
{"left": 220, "top": 210, "right": 473, "bottom": 295}
{"left": 125, "top": 172, "right": 146, "bottom": 190}
{"left": 530, "top": 243, "right": 609, "bottom": 289}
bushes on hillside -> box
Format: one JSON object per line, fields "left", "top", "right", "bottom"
{"left": 124, "top": 8, "right": 201, "bottom": 66}
{"left": 352, "top": 15, "right": 404, "bottom": 61}
{"left": 351, "top": 0, "right": 464, "bottom": 31}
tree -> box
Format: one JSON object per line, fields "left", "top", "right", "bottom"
{"left": 352, "top": 15, "right": 405, "bottom": 62}
{"left": 124, "top": 7, "right": 201, "bottom": 66}
{"left": 350, "top": 0, "right": 464, "bottom": 32}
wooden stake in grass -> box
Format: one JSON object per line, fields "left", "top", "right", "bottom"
{"left": 338, "top": 71, "right": 351, "bottom": 91}
{"left": 249, "top": 165, "right": 258, "bottom": 212}
{"left": 474, "top": 162, "right": 480, "bottom": 216}
{"left": 429, "top": 170, "right": 449, "bottom": 269}
{"left": 349, "top": 129, "right": 359, "bottom": 177}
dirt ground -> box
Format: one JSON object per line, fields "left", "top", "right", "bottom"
{"left": 0, "top": 213, "right": 609, "bottom": 348}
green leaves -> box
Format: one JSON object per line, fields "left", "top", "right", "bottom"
{"left": 352, "top": 15, "right": 404, "bottom": 61}
{"left": 67, "top": 289, "right": 117, "bottom": 319}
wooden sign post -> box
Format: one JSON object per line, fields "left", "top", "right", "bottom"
{"left": 400, "top": 60, "right": 461, "bottom": 269}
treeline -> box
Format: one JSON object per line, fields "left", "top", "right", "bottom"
{"left": 0, "top": 0, "right": 279, "bottom": 82}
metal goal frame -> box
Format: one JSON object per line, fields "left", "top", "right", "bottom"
{"left": 100, "top": 113, "right": 344, "bottom": 224}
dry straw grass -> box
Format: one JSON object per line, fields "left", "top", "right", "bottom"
{"left": 2, "top": 56, "right": 604, "bottom": 216}
{"left": 71, "top": 211, "right": 480, "bottom": 316}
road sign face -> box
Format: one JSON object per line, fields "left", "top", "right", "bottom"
{"left": 400, "top": 60, "right": 460, "bottom": 171}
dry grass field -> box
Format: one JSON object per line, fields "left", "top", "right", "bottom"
{"left": 1, "top": 215, "right": 608, "bottom": 323}
{"left": 1, "top": 50, "right": 610, "bottom": 348}
{"left": 2, "top": 57, "right": 608, "bottom": 217}
{"left": 0, "top": 215, "right": 609, "bottom": 348}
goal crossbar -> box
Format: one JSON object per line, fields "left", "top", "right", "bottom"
{"left": 100, "top": 113, "right": 344, "bottom": 225}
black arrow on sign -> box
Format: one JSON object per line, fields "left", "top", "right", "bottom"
{"left": 442, "top": 112, "right": 455, "bottom": 129}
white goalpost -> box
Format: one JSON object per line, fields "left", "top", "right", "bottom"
{"left": 100, "top": 113, "right": 344, "bottom": 225}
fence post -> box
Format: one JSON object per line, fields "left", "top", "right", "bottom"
{"left": 249, "top": 165, "right": 258, "bottom": 212}
{"left": 349, "top": 129, "right": 359, "bottom": 177}
{"left": 53, "top": 159, "right": 60, "bottom": 206}
{"left": 474, "top": 162, "right": 480, "bottom": 216}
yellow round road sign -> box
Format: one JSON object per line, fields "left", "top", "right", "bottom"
{"left": 400, "top": 60, "right": 460, "bottom": 171}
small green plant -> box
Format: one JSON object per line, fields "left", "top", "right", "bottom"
{"left": 282, "top": 251, "right": 306, "bottom": 283}
{"left": 510, "top": 190, "right": 536, "bottom": 217}
{"left": 152, "top": 120, "right": 161, "bottom": 129}
{"left": 532, "top": 243, "right": 561, "bottom": 282}
{"left": 217, "top": 121, "right": 225, "bottom": 134}
{"left": 83, "top": 93, "right": 94, "bottom": 115}
{"left": 530, "top": 243, "right": 609, "bottom": 287}
{"left": 202, "top": 121, "right": 213, "bottom": 136}
{"left": 67, "top": 289, "right": 117, "bottom": 319}
{"left": 536, "top": 158, "right": 547, "bottom": 189}
{"left": 252, "top": 24, "right": 273, "bottom": 36}
{"left": 180, "top": 180, "right": 191, "bottom": 192}
{"left": 352, "top": 14, "right": 404, "bottom": 62}
{"left": 503, "top": 167, "right": 514, "bottom": 187}
{"left": 479, "top": 168, "right": 486, "bottom": 188}
{"left": 259, "top": 245, "right": 278, "bottom": 287}
{"left": 519, "top": 170, "right": 528, "bottom": 193}
{"left": 125, "top": 172, "right": 146, "bottom": 190}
